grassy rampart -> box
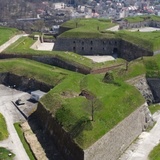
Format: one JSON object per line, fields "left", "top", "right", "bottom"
{"left": 124, "top": 15, "right": 160, "bottom": 23}
{"left": 0, "top": 58, "right": 76, "bottom": 87}
{"left": 1, "top": 53, "right": 160, "bottom": 150}
{"left": 0, "top": 27, "right": 19, "bottom": 45}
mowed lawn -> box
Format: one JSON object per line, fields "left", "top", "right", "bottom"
{"left": 0, "top": 27, "right": 18, "bottom": 46}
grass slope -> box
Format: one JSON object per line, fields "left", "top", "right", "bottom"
{"left": 0, "top": 113, "right": 8, "bottom": 140}
{"left": 3, "top": 36, "right": 126, "bottom": 70}
{"left": 40, "top": 54, "right": 160, "bottom": 149}
{"left": 14, "top": 123, "right": 35, "bottom": 160}
{"left": 0, "top": 27, "right": 18, "bottom": 45}
{"left": 0, "top": 53, "right": 159, "bottom": 149}
{"left": 124, "top": 15, "right": 160, "bottom": 23}
{"left": 59, "top": 16, "right": 160, "bottom": 51}
{"left": 41, "top": 72, "right": 145, "bottom": 149}
{"left": 0, "top": 58, "right": 77, "bottom": 86}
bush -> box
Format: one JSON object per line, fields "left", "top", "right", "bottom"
{"left": 103, "top": 71, "right": 114, "bottom": 83}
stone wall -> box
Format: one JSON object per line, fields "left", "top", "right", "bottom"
{"left": 0, "top": 54, "right": 91, "bottom": 74}
{"left": 33, "top": 100, "right": 152, "bottom": 160}
{"left": 54, "top": 38, "right": 120, "bottom": 56}
{"left": 53, "top": 37, "right": 153, "bottom": 61}
{"left": 84, "top": 103, "right": 151, "bottom": 160}
{"left": 126, "top": 75, "right": 154, "bottom": 104}
{"left": 0, "top": 72, "right": 52, "bottom": 92}
{"left": 119, "top": 40, "right": 153, "bottom": 61}
{"left": 119, "top": 20, "right": 160, "bottom": 30}
{"left": 33, "top": 102, "right": 84, "bottom": 160}
{"left": 147, "top": 78, "right": 160, "bottom": 103}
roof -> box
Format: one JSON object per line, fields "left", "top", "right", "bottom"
{"left": 31, "top": 90, "right": 46, "bottom": 97}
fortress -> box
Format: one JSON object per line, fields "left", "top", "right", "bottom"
{"left": 53, "top": 16, "right": 160, "bottom": 61}
{"left": 1, "top": 16, "right": 160, "bottom": 160}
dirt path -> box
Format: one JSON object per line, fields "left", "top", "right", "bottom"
{"left": 119, "top": 111, "right": 160, "bottom": 160}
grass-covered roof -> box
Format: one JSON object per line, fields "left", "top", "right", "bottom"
{"left": 124, "top": 15, "right": 160, "bottom": 23}
{"left": 0, "top": 26, "right": 18, "bottom": 46}
{"left": 57, "top": 16, "right": 160, "bottom": 52}
{"left": 40, "top": 54, "right": 160, "bottom": 149}
{"left": 1, "top": 20, "right": 160, "bottom": 150}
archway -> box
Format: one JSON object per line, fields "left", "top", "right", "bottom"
{"left": 112, "top": 47, "right": 119, "bottom": 58}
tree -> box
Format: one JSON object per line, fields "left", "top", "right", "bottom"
{"left": 88, "top": 98, "right": 102, "bottom": 121}
{"left": 80, "top": 90, "right": 102, "bottom": 121}
{"left": 103, "top": 71, "right": 114, "bottom": 83}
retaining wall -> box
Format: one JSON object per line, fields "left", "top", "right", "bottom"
{"left": 33, "top": 101, "right": 151, "bottom": 160}
{"left": 53, "top": 37, "right": 153, "bottom": 61}
{"left": 0, "top": 72, "right": 52, "bottom": 92}
{"left": 0, "top": 54, "right": 91, "bottom": 74}
{"left": 84, "top": 103, "right": 151, "bottom": 160}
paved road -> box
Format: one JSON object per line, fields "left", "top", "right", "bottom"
{"left": 0, "top": 34, "right": 28, "bottom": 53}
{"left": 119, "top": 111, "right": 160, "bottom": 160}
{"left": 0, "top": 85, "right": 35, "bottom": 160}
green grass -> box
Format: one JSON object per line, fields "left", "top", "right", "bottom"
{"left": 3, "top": 36, "right": 126, "bottom": 70}
{"left": 0, "top": 58, "right": 77, "bottom": 87}
{"left": 14, "top": 123, "right": 35, "bottom": 160}
{"left": 149, "top": 104, "right": 160, "bottom": 114}
{"left": 117, "top": 31, "right": 160, "bottom": 51}
{"left": 41, "top": 73, "right": 145, "bottom": 149}
{"left": 0, "top": 113, "right": 8, "bottom": 140}
{"left": 0, "top": 27, "right": 18, "bottom": 45}
{"left": 61, "top": 18, "right": 115, "bottom": 31}
{"left": 149, "top": 143, "right": 160, "bottom": 160}
{"left": 124, "top": 15, "right": 160, "bottom": 23}
{"left": 40, "top": 55, "right": 160, "bottom": 149}
{"left": 0, "top": 147, "right": 15, "bottom": 160}
{"left": 59, "top": 26, "right": 160, "bottom": 51}
{"left": 59, "top": 18, "right": 116, "bottom": 38}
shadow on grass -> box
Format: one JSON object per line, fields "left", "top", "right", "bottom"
{"left": 69, "top": 116, "right": 92, "bottom": 138}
